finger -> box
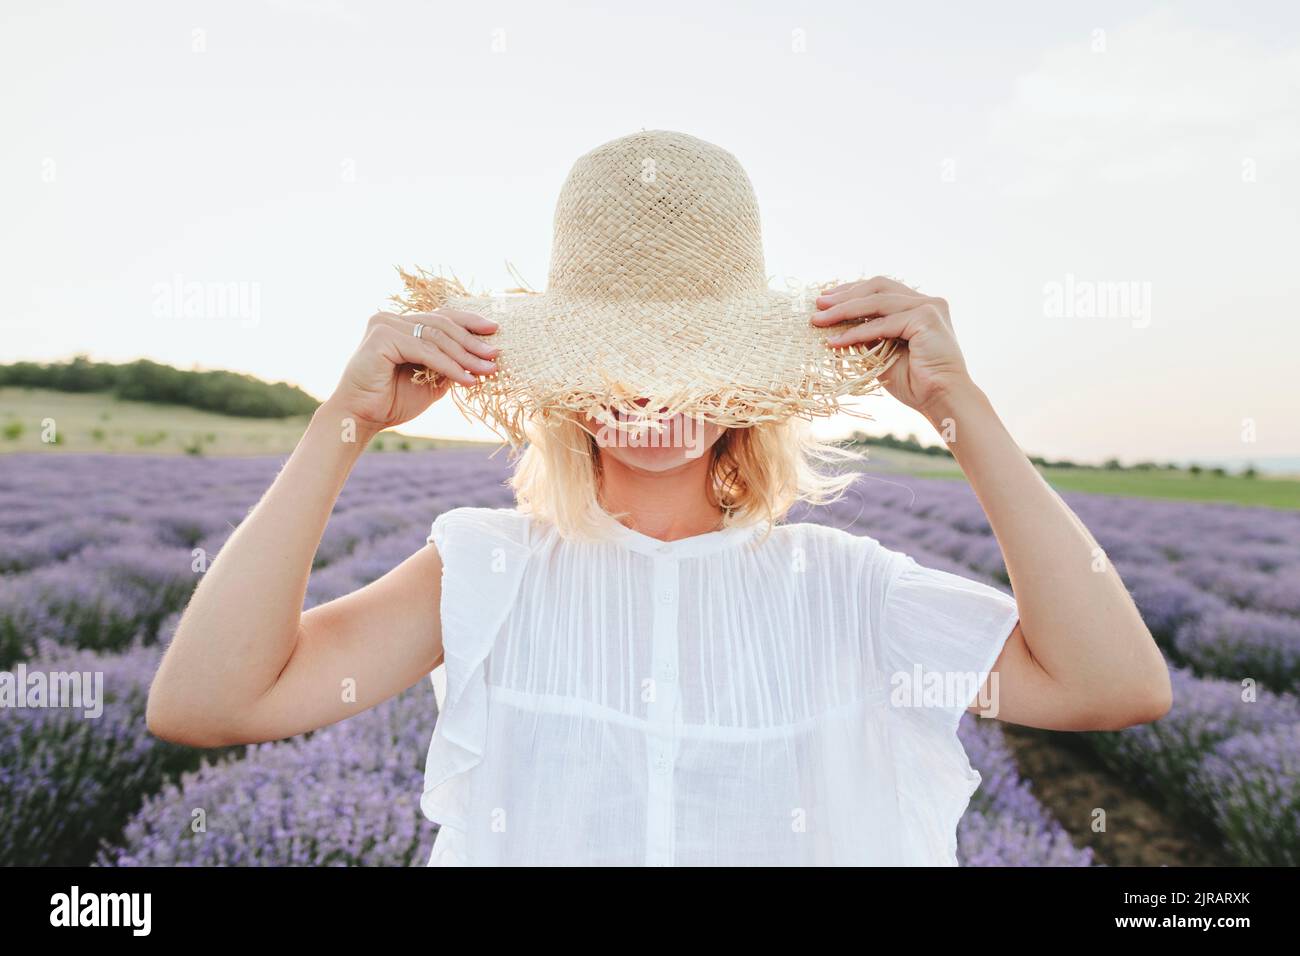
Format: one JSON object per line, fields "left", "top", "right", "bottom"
{"left": 376, "top": 313, "right": 498, "bottom": 374}
{"left": 372, "top": 323, "right": 481, "bottom": 386}
{"left": 822, "top": 307, "right": 930, "bottom": 348}
{"left": 397, "top": 310, "right": 501, "bottom": 360}
{"left": 422, "top": 314, "right": 501, "bottom": 368}
{"left": 822, "top": 316, "right": 904, "bottom": 349}
{"left": 398, "top": 331, "right": 481, "bottom": 386}
{"left": 810, "top": 292, "right": 927, "bottom": 327}
{"left": 816, "top": 275, "right": 918, "bottom": 306}
{"left": 379, "top": 308, "right": 500, "bottom": 337}
{"left": 438, "top": 308, "right": 501, "bottom": 336}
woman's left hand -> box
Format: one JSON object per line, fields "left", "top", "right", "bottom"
{"left": 811, "top": 276, "right": 973, "bottom": 415}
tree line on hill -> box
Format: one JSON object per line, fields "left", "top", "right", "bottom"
{"left": 0, "top": 356, "right": 319, "bottom": 419}
{"left": 846, "top": 431, "right": 1256, "bottom": 478}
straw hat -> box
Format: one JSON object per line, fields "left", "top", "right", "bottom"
{"left": 390, "top": 129, "right": 898, "bottom": 447}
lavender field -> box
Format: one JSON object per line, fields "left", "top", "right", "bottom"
{"left": 2, "top": 450, "right": 1298, "bottom": 866}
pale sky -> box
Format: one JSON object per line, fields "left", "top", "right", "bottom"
{"left": 2, "top": 1, "right": 1298, "bottom": 465}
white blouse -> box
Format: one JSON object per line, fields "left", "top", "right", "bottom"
{"left": 421, "top": 505, "right": 1019, "bottom": 867}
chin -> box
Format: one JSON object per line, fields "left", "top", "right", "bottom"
{"left": 605, "top": 441, "right": 706, "bottom": 472}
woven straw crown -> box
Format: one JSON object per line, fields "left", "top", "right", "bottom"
{"left": 391, "top": 129, "right": 897, "bottom": 447}
{"left": 547, "top": 131, "right": 767, "bottom": 300}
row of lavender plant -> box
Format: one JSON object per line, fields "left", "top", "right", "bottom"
{"left": 0, "top": 639, "right": 192, "bottom": 866}
{"left": 0, "top": 450, "right": 518, "bottom": 864}
{"left": 0, "top": 450, "right": 515, "bottom": 666}
{"left": 1085, "top": 667, "right": 1300, "bottom": 865}
{"left": 957, "top": 716, "right": 1093, "bottom": 866}
{"left": 100, "top": 682, "right": 440, "bottom": 867}
{"left": 0, "top": 522, "right": 426, "bottom": 866}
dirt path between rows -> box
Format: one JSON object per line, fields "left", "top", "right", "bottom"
{"left": 999, "top": 724, "right": 1231, "bottom": 867}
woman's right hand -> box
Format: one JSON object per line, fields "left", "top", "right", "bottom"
{"left": 327, "top": 309, "right": 500, "bottom": 433}
{"left": 151, "top": 308, "right": 495, "bottom": 748}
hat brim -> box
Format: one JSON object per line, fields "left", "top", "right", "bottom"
{"left": 390, "top": 270, "right": 899, "bottom": 448}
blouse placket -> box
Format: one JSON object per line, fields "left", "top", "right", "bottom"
{"left": 645, "top": 544, "right": 680, "bottom": 866}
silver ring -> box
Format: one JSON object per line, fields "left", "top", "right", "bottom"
{"left": 412, "top": 323, "right": 425, "bottom": 340}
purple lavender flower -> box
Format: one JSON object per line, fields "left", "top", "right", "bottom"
{"left": 1193, "top": 723, "right": 1300, "bottom": 866}
{"left": 100, "top": 685, "right": 438, "bottom": 867}
{"left": 1116, "top": 564, "right": 1228, "bottom": 643}
{"left": 1174, "top": 608, "right": 1300, "bottom": 693}
{"left": 1175, "top": 557, "right": 1300, "bottom": 616}
{"left": 1086, "top": 666, "right": 1300, "bottom": 822}
{"left": 0, "top": 641, "right": 210, "bottom": 866}
{"left": 958, "top": 715, "right": 1093, "bottom": 866}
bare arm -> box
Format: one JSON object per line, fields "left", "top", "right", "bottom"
{"left": 923, "top": 383, "right": 1170, "bottom": 730}
{"left": 146, "top": 308, "right": 500, "bottom": 747}
{"left": 816, "top": 277, "right": 1172, "bottom": 732}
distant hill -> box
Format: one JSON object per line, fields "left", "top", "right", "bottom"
{"left": 0, "top": 388, "right": 488, "bottom": 456}
{"left": 846, "top": 430, "right": 1292, "bottom": 479}
{"left": 852, "top": 439, "right": 1299, "bottom": 510}
{"left": 0, "top": 356, "right": 318, "bottom": 418}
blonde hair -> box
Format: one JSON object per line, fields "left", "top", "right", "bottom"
{"left": 506, "top": 414, "right": 867, "bottom": 543}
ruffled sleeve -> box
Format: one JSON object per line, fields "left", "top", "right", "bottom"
{"left": 873, "top": 545, "right": 1020, "bottom": 865}
{"left": 420, "top": 506, "right": 533, "bottom": 834}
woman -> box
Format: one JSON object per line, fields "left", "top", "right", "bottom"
{"left": 147, "top": 131, "right": 1170, "bottom": 866}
